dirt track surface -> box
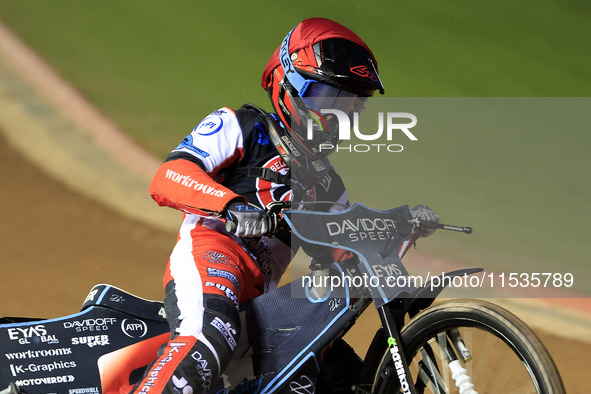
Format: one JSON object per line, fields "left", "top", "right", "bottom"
{"left": 0, "top": 20, "right": 590, "bottom": 393}
{"left": 0, "top": 130, "right": 177, "bottom": 316}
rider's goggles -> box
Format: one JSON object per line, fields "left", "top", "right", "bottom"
{"left": 280, "top": 28, "right": 368, "bottom": 119}
{"left": 302, "top": 82, "right": 368, "bottom": 119}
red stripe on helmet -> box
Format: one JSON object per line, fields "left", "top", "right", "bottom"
{"left": 261, "top": 18, "right": 378, "bottom": 91}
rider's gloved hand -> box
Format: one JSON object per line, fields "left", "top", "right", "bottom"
{"left": 411, "top": 204, "right": 440, "bottom": 237}
{"left": 224, "top": 201, "right": 270, "bottom": 237}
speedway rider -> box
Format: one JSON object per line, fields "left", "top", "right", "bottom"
{"left": 134, "top": 18, "right": 439, "bottom": 393}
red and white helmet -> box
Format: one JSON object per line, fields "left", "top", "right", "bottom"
{"left": 262, "top": 18, "right": 384, "bottom": 181}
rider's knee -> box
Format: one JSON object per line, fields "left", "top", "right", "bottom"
{"left": 201, "top": 294, "right": 241, "bottom": 368}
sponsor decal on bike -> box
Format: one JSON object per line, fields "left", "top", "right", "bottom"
{"left": 210, "top": 316, "right": 237, "bottom": 351}
{"left": 109, "top": 293, "right": 126, "bottom": 303}
{"left": 139, "top": 341, "right": 187, "bottom": 391}
{"left": 191, "top": 351, "right": 213, "bottom": 390}
{"left": 68, "top": 388, "right": 99, "bottom": 393}
{"left": 326, "top": 217, "right": 397, "bottom": 242}
{"left": 4, "top": 347, "right": 73, "bottom": 360}
{"left": 15, "top": 375, "right": 75, "bottom": 387}
{"left": 158, "top": 306, "right": 167, "bottom": 319}
{"left": 204, "top": 282, "right": 239, "bottom": 307}
{"left": 63, "top": 317, "right": 117, "bottom": 332}
{"left": 71, "top": 334, "right": 110, "bottom": 347}
{"left": 7, "top": 325, "right": 58, "bottom": 345}
{"left": 121, "top": 318, "right": 148, "bottom": 338}
{"left": 373, "top": 263, "right": 403, "bottom": 278}
{"left": 387, "top": 337, "right": 411, "bottom": 394}
{"left": 7, "top": 325, "right": 46, "bottom": 341}
{"left": 9, "top": 360, "right": 76, "bottom": 377}
{"left": 328, "top": 298, "right": 342, "bottom": 312}
{"left": 289, "top": 375, "right": 315, "bottom": 394}
{"left": 84, "top": 289, "right": 98, "bottom": 303}
{"left": 207, "top": 267, "right": 240, "bottom": 290}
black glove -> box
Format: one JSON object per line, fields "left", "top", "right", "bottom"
{"left": 224, "top": 201, "right": 270, "bottom": 237}
{"left": 411, "top": 204, "right": 440, "bottom": 237}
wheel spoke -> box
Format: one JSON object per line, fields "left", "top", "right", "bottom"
{"left": 419, "top": 343, "right": 448, "bottom": 393}
{"left": 435, "top": 333, "right": 453, "bottom": 390}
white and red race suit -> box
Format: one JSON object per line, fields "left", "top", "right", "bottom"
{"left": 132, "top": 106, "right": 349, "bottom": 393}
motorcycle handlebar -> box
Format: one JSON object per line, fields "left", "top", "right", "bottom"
{"left": 225, "top": 201, "right": 473, "bottom": 236}
{"left": 416, "top": 220, "right": 473, "bottom": 234}
{"left": 224, "top": 201, "right": 291, "bottom": 236}
{"left": 224, "top": 220, "right": 238, "bottom": 233}
{"left": 434, "top": 223, "right": 473, "bottom": 234}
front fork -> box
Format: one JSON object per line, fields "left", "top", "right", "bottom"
{"left": 364, "top": 306, "right": 477, "bottom": 394}
{"left": 376, "top": 304, "right": 418, "bottom": 394}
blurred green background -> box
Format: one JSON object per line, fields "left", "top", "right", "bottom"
{"left": 0, "top": 1, "right": 589, "bottom": 292}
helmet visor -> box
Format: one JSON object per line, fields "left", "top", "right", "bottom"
{"left": 302, "top": 82, "right": 368, "bottom": 119}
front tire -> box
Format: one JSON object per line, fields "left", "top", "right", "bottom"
{"left": 372, "top": 299, "right": 565, "bottom": 393}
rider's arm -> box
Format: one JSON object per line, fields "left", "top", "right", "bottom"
{"left": 148, "top": 108, "right": 247, "bottom": 215}
{"left": 149, "top": 158, "right": 244, "bottom": 215}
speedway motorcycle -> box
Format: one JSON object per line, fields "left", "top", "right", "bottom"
{"left": 0, "top": 202, "right": 565, "bottom": 393}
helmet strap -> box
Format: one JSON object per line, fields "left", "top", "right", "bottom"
{"left": 240, "top": 104, "right": 329, "bottom": 194}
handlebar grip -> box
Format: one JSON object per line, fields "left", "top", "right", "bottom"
{"left": 225, "top": 220, "right": 237, "bottom": 233}
{"left": 224, "top": 214, "right": 282, "bottom": 237}
{"left": 224, "top": 201, "right": 289, "bottom": 237}
{"left": 421, "top": 222, "right": 473, "bottom": 234}
{"left": 437, "top": 223, "right": 473, "bottom": 234}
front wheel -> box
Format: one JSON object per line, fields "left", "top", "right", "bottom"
{"left": 372, "top": 299, "right": 565, "bottom": 393}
